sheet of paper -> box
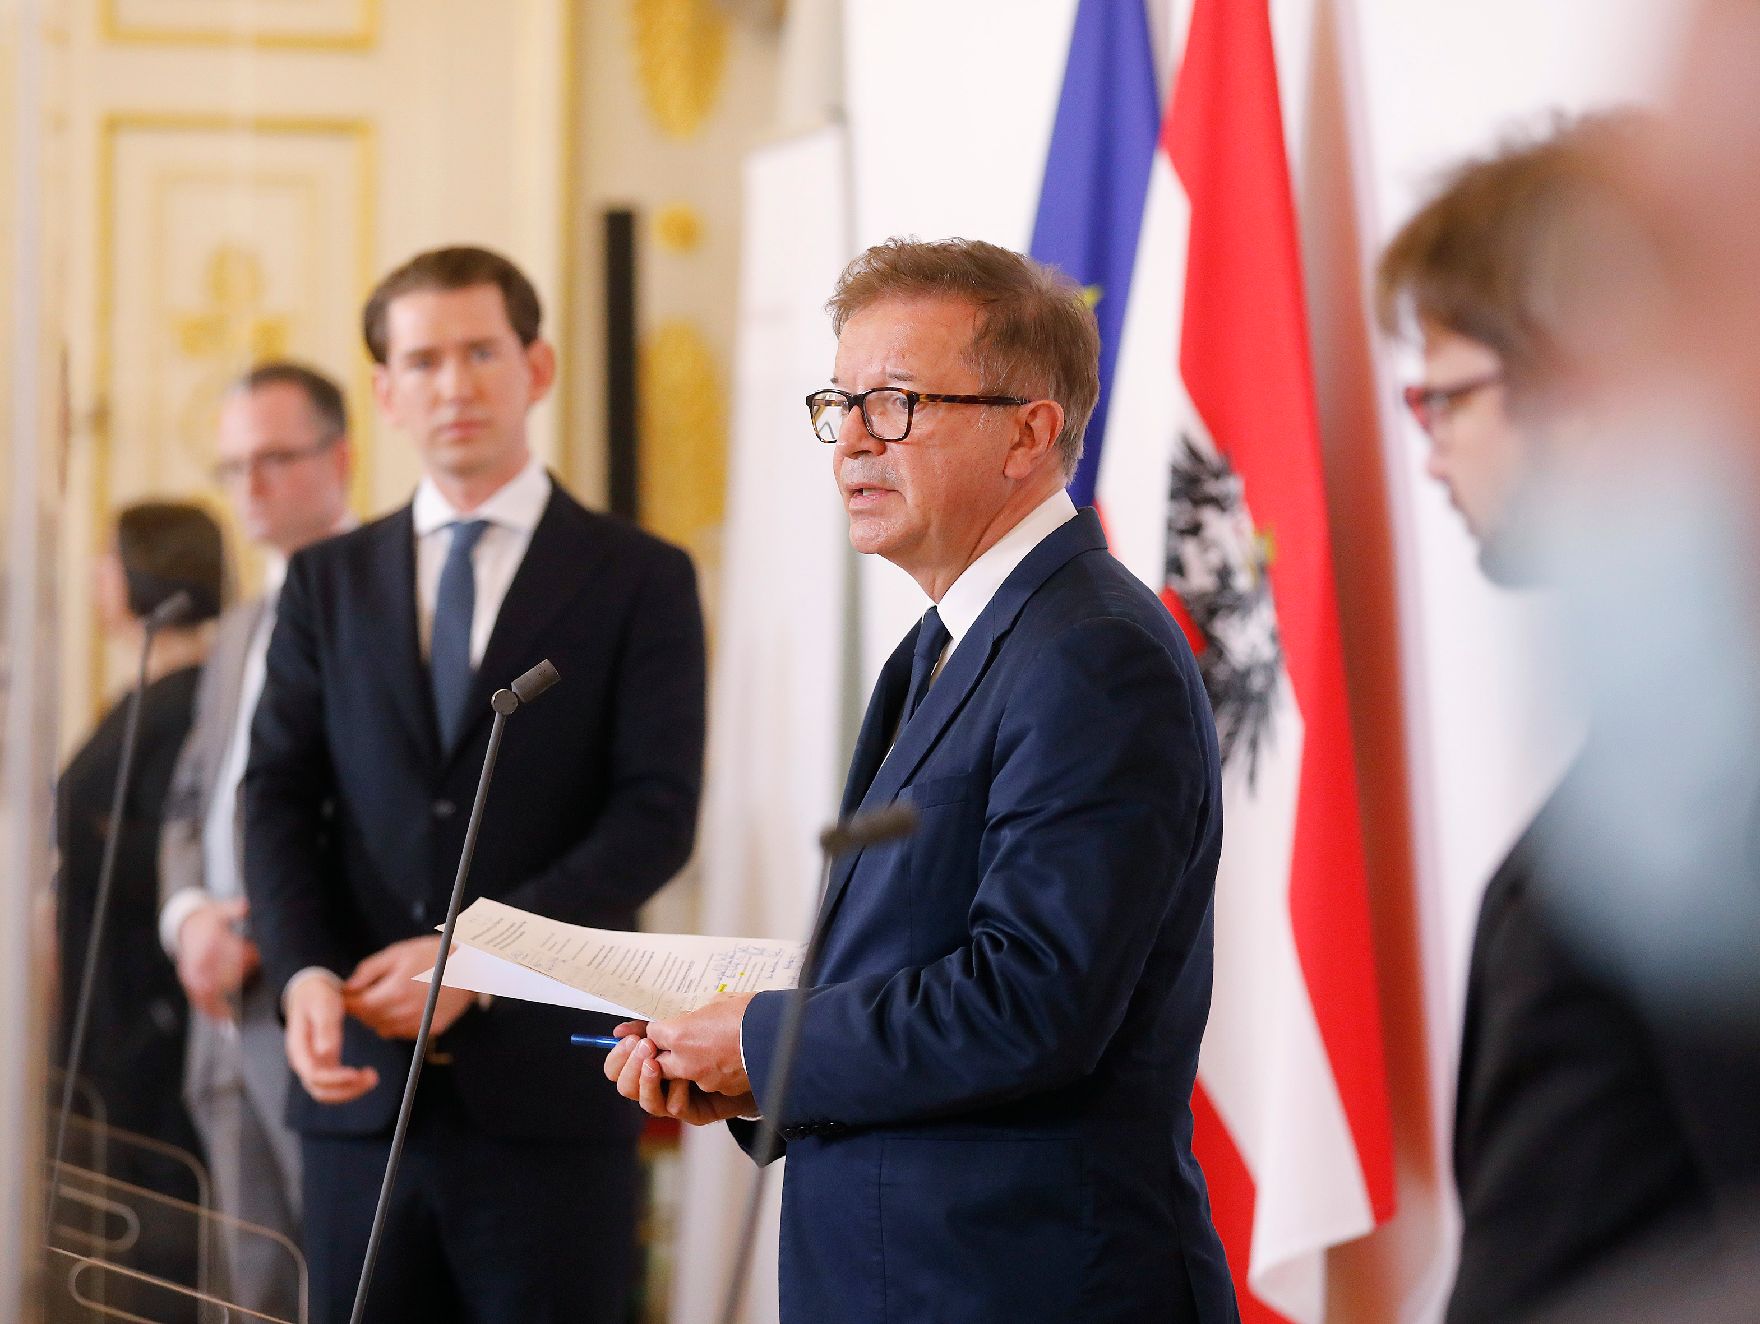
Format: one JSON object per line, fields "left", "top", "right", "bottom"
{"left": 430, "top": 897, "right": 805, "bottom": 1022}
{"left": 415, "top": 943, "right": 643, "bottom": 1019}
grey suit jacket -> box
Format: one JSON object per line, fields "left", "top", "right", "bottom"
{"left": 159, "top": 596, "right": 299, "bottom": 1189}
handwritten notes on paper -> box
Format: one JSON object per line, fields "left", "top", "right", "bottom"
{"left": 424, "top": 897, "right": 805, "bottom": 1022}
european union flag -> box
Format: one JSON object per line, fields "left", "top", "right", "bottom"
{"left": 1029, "top": 0, "right": 1163, "bottom": 510}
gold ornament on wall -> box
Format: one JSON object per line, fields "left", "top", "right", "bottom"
{"left": 630, "top": 0, "right": 730, "bottom": 139}
{"left": 174, "top": 244, "right": 292, "bottom": 364}
{"left": 654, "top": 203, "right": 704, "bottom": 253}
{"left": 639, "top": 321, "right": 727, "bottom": 558}
{"left": 174, "top": 244, "right": 294, "bottom": 468}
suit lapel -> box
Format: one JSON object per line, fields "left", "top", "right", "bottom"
{"left": 838, "top": 634, "right": 914, "bottom": 819}
{"left": 864, "top": 508, "right": 1106, "bottom": 810}
{"left": 440, "top": 483, "right": 609, "bottom": 767}
{"left": 208, "top": 600, "right": 267, "bottom": 880}
{"left": 810, "top": 636, "right": 915, "bottom": 952}
{"left": 199, "top": 598, "right": 266, "bottom": 793}
{"left": 363, "top": 507, "right": 438, "bottom": 765}
{"left": 813, "top": 508, "right": 1109, "bottom": 944}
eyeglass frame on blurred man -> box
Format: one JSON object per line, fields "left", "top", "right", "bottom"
{"left": 210, "top": 435, "right": 341, "bottom": 486}
{"left": 1401, "top": 370, "right": 1505, "bottom": 436}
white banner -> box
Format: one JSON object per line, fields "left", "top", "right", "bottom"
{"left": 668, "top": 123, "right": 854, "bottom": 1324}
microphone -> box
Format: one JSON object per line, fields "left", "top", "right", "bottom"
{"left": 348, "top": 660, "right": 561, "bottom": 1324}
{"left": 48, "top": 586, "right": 199, "bottom": 1223}
{"left": 718, "top": 802, "right": 919, "bottom": 1324}
{"left": 819, "top": 802, "right": 917, "bottom": 858}
{"left": 492, "top": 658, "right": 560, "bottom": 714}
{"left": 144, "top": 588, "right": 196, "bottom": 633}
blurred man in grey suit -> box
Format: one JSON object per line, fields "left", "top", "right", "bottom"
{"left": 159, "top": 361, "right": 354, "bottom": 1319}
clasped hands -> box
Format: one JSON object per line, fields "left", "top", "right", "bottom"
{"left": 284, "top": 935, "right": 473, "bottom": 1105}
{"left": 174, "top": 897, "right": 260, "bottom": 1021}
{"left": 603, "top": 992, "right": 758, "bottom": 1126}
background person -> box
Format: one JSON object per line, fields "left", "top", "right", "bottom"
{"left": 1377, "top": 111, "right": 1760, "bottom": 1323}
{"left": 158, "top": 361, "right": 354, "bottom": 1319}
{"left": 54, "top": 499, "right": 225, "bottom": 1294}
{"left": 244, "top": 246, "right": 708, "bottom": 1323}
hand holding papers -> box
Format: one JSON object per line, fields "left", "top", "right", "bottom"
{"left": 419, "top": 897, "right": 805, "bottom": 1023}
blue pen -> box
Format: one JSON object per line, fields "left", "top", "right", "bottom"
{"left": 569, "top": 1034, "right": 622, "bottom": 1049}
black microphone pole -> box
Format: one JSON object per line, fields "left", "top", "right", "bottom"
{"left": 47, "top": 590, "right": 196, "bottom": 1224}
{"left": 348, "top": 659, "right": 560, "bottom": 1324}
{"left": 716, "top": 802, "right": 917, "bottom": 1324}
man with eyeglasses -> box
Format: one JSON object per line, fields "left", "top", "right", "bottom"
{"left": 1377, "top": 114, "right": 1760, "bottom": 1322}
{"left": 159, "top": 360, "right": 354, "bottom": 1319}
{"left": 606, "top": 237, "right": 1237, "bottom": 1323}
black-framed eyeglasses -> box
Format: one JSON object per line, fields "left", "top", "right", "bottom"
{"left": 211, "top": 436, "right": 339, "bottom": 485}
{"left": 805, "top": 387, "right": 1029, "bottom": 444}
{"left": 1401, "top": 371, "right": 1504, "bottom": 436}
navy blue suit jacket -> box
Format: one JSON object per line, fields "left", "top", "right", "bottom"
{"left": 243, "top": 480, "right": 706, "bottom": 1143}
{"left": 738, "top": 509, "right": 1238, "bottom": 1323}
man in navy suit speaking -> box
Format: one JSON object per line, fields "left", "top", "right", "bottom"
{"left": 608, "top": 238, "right": 1238, "bottom": 1322}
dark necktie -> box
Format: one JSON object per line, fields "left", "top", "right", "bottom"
{"left": 905, "top": 607, "right": 951, "bottom": 724}
{"left": 431, "top": 519, "right": 489, "bottom": 749}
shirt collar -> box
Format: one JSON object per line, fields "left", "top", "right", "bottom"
{"left": 412, "top": 451, "right": 551, "bottom": 537}
{"left": 934, "top": 488, "right": 1078, "bottom": 645}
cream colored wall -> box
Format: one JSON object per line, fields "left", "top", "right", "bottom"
{"left": 564, "top": 0, "right": 783, "bottom": 942}
{"left": 566, "top": 0, "right": 779, "bottom": 555}
{"left": 59, "top": 0, "right": 571, "bottom": 743}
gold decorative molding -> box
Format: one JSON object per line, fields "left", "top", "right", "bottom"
{"left": 100, "top": 0, "right": 379, "bottom": 51}
{"left": 639, "top": 320, "right": 726, "bottom": 557}
{"left": 91, "top": 112, "right": 377, "bottom": 715}
{"left": 630, "top": 0, "right": 730, "bottom": 139}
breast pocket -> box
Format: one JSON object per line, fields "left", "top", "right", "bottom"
{"left": 902, "top": 770, "right": 981, "bottom": 808}
{"left": 898, "top": 772, "right": 986, "bottom": 951}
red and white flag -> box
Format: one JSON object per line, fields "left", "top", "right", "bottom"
{"left": 1097, "top": 2, "right": 1396, "bottom": 1318}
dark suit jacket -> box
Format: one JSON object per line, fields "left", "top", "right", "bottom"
{"left": 57, "top": 666, "right": 205, "bottom": 1168}
{"left": 243, "top": 479, "right": 705, "bottom": 1143}
{"left": 1449, "top": 770, "right": 1760, "bottom": 1322}
{"left": 737, "top": 509, "right": 1237, "bottom": 1324}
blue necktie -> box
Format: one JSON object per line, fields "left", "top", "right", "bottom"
{"left": 431, "top": 519, "right": 489, "bottom": 749}
{"left": 905, "top": 607, "right": 950, "bottom": 724}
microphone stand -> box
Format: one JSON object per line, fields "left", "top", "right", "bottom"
{"left": 348, "top": 660, "right": 560, "bottom": 1324}
{"left": 716, "top": 803, "right": 917, "bottom": 1324}
{"left": 47, "top": 590, "right": 195, "bottom": 1227}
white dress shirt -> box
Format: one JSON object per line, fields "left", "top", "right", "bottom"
{"left": 411, "top": 451, "right": 552, "bottom": 667}
{"left": 881, "top": 488, "right": 1077, "bottom": 749}
{"left": 933, "top": 487, "right": 1078, "bottom": 662}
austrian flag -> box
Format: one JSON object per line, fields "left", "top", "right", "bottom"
{"left": 1036, "top": 1, "right": 1397, "bottom": 1320}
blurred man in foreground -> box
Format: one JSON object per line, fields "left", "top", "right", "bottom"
{"left": 1378, "top": 112, "right": 1760, "bottom": 1322}
{"left": 609, "top": 238, "right": 1237, "bottom": 1323}
{"left": 159, "top": 361, "right": 353, "bottom": 1318}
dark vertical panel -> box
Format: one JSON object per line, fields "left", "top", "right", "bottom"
{"left": 604, "top": 208, "right": 639, "bottom": 521}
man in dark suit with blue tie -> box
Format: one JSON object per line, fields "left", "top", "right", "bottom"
{"left": 244, "top": 246, "right": 706, "bottom": 1322}
{"left": 608, "top": 238, "right": 1238, "bottom": 1322}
